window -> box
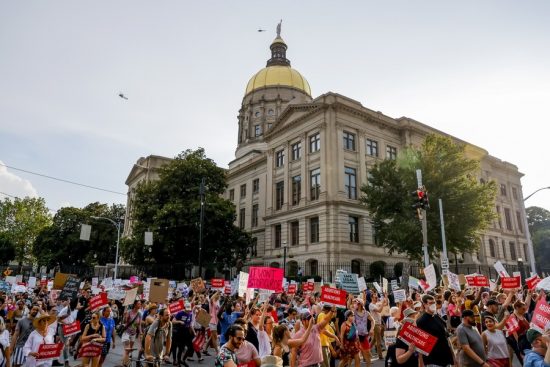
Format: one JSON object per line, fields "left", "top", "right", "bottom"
{"left": 504, "top": 208, "right": 512, "bottom": 230}
{"left": 345, "top": 167, "right": 357, "bottom": 199}
{"left": 240, "top": 184, "right": 246, "bottom": 198}
{"left": 275, "top": 181, "right": 284, "bottom": 210}
{"left": 366, "top": 139, "right": 378, "bottom": 157}
{"left": 509, "top": 242, "right": 516, "bottom": 259}
{"left": 268, "top": 109, "right": 274, "bottom": 116}
{"left": 310, "top": 168, "right": 321, "bottom": 200}
{"left": 239, "top": 208, "right": 245, "bottom": 229}
{"left": 252, "top": 204, "right": 259, "bottom": 228}
{"left": 275, "top": 150, "right": 284, "bottom": 168}
{"left": 349, "top": 216, "right": 359, "bottom": 243}
{"left": 351, "top": 260, "right": 361, "bottom": 275}
{"left": 512, "top": 187, "right": 518, "bottom": 200}
{"left": 489, "top": 239, "right": 496, "bottom": 257}
{"left": 501, "top": 240, "right": 507, "bottom": 259}
{"left": 229, "top": 189, "right": 234, "bottom": 201}
{"left": 516, "top": 211, "right": 524, "bottom": 233}
{"left": 290, "top": 221, "right": 299, "bottom": 246}
{"left": 255, "top": 111, "right": 260, "bottom": 117}
{"left": 500, "top": 183, "right": 507, "bottom": 196}
{"left": 291, "top": 142, "right": 301, "bottom": 161}
{"left": 253, "top": 178, "right": 260, "bottom": 194}
{"left": 310, "top": 217, "right": 319, "bottom": 243}
{"left": 274, "top": 224, "right": 281, "bottom": 248}
{"left": 343, "top": 131, "right": 356, "bottom": 151}
{"left": 254, "top": 125, "right": 261, "bottom": 137}
{"left": 386, "top": 145, "right": 397, "bottom": 160}
{"left": 292, "top": 175, "right": 301, "bottom": 206}
{"left": 496, "top": 206, "right": 502, "bottom": 229}
{"left": 523, "top": 243, "right": 529, "bottom": 261}
{"left": 309, "top": 133, "right": 320, "bottom": 153}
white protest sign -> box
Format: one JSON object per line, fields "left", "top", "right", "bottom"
{"left": 259, "top": 290, "right": 273, "bottom": 303}
{"left": 238, "top": 272, "right": 249, "bottom": 297}
{"left": 102, "top": 278, "right": 113, "bottom": 289}
{"left": 393, "top": 289, "right": 407, "bottom": 303}
{"left": 423, "top": 264, "right": 437, "bottom": 292}
{"left": 391, "top": 279, "right": 398, "bottom": 290}
{"left": 382, "top": 277, "right": 389, "bottom": 293}
{"left": 536, "top": 276, "right": 550, "bottom": 291}
{"left": 91, "top": 278, "right": 99, "bottom": 287}
{"left": 28, "top": 277, "right": 37, "bottom": 288}
{"left": 16, "top": 275, "right": 23, "bottom": 283}
{"left": 373, "top": 282, "right": 382, "bottom": 293}
{"left": 91, "top": 286, "right": 101, "bottom": 295}
{"left": 408, "top": 276, "right": 420, "bottom": 289}
{"left": 177, "top": 282, "right": 187, "bottom": 292}
{"left": 5, "top": 276, "right": 16, "bottom": 285}
{"left": 357, "top": 277, "right": 367, "bottom": 292}
{"left": 494, "top": 261, "right": 509, "bottom": 278}
{"left": 447, "top": 271, "right": 461, "bottom": 292}
{"left": 245, "top": 288, "right": 254, "bottom": 304}
{"left": 340, "top": 273, "right": 360, "bottom": 294}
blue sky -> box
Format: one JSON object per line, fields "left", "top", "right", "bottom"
{"left": 1, "top": 1, "right": 549, "bottom": 211}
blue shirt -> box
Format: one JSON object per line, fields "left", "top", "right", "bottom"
{"left": 219, "top": 312, "right": 241, "bottom": 344}
{"left": 100, "top": 317, "right": 115, "bottom": 343}
{"left": 524, "top": 349, "right": 550, "bottom": 367}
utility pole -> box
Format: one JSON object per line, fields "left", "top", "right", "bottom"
{"left": 198, "top": 177, "right": 206, "bottom": 278}
{"left": 438, "top": 199, "right": 449, "bottom": 274}
{"left": 416, "top": 170, "right": 430, "bottom": 267}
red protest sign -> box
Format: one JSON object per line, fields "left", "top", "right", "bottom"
{"left": 474, "top": 275, "right": 489, "bottom": 287}
{"left": 247, "top": 267, "right": 283, "bottom": 292}
{"left": 527, "top": 275, "right": 542, "bottom": 290}
{"left": 89, "top": 293, "right": 108, "bottom": 312}
{"left": 62, "top": 320, "right": 81, "bottom": 337}
{"left": 40, "top": 279, "right": 48, "bottom": 287}
{"left": 465, "top": 276, "right": 476, "bottom": 287}
{"left": 36, "top": 343, "right": 64, "bottom": 360}
{"left": 169, "top": 300, "right": 184, "bottom": 314}
{"left": 287, "top": 284, "right": 297, "bottom": 295}
{"left": 530, "top": 296, "right": 550, "bottom": 332}
{"left": 78, "top": 342, "right": 103, "bottom": 358}
{"left": 303, "top": 282, "right": 314, "bottom": 292}
{"left": 224, "top": 283, "right": 231, "bottom": 295}
{"left": 211, "top": 279, "right": 225, "bottom": 288}
{"left": 501, "top": 276, "right": 521, "bottom": 289}
{"left": 320, "top": 286, "right": 347, "bottom": 307}
{"left": 397, "top": 322, "right": 438, "bottom": 356}
{"left": 506, "top": 315, "right": 520, "bottom": 334}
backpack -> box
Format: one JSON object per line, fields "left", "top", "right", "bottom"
{"left": 384, "top": 343, "right": 398, "bottom": 367}
{"left": 346, "top": 323, "right": 357, "bottom": 341}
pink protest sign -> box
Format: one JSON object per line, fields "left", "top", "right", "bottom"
{"left": 247, "top": 267, "right": 283, "bottom": 292}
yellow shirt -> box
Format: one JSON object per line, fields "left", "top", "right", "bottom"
{"left": 464, "top": 299, "right": 481, "bottom": 324}
{"left": 317, "top": 312, "right": 334, "bottom": 347}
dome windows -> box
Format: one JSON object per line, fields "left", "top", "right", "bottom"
{"left": 268, "top": 109, "right": 275, "bottom": 116}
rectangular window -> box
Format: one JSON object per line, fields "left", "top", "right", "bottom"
{"left": 292, "top": 175, "right": 301, "bottom": 206}
{"left": 229, "top": 189, "right": 234, "bottom": 201}
{"left": 386, "top": 145, "right": 397, "bottom": 160}
{"left": 343, "top": 131, "right": 356, "bottom": 151}
{"left": 274, "top": 224, "right": 281, "bottom": 248}
{"left": 275, "top": 150, "right": 284, "bottom": 168}
{"left": 366, "top": 139, "right": 378, "bottom": 157}
{"left": 345, "top": 167, "right": 357, "bottom": 199}
{"left": 240, "top": 184, "right": 246, "bottom": 198}
{"left": 275, "top": 181, "right": 284, "bottom": 210}
{"left": 502, "top": 240, "right": 507, "bottom": 259}
{"left": 516, "top": 211, "right": 524, "bottom": 233}
{"left": 291, "top": 142, "right": 301, "bottom": 161}
{"left": 252, "top": 178, "right": 260, "bottom": 194}
{"left": 512, "top": 187, "right": 518, "bottom": 200}
{"left": 509, "top": 241, "right": 516, "bottom": 259}
{"left": 239, "top": 208, "right": 245, "bottom": 229}
{"left": 349, "top": 216, "right": 359, "bottom": 243}
{"left": 523, "top": 243, "right": 529, "bottom": 261}
{"left": 500, "top": 183, "right": 507, "bottom": 196}
{"left": 504, "top": 208, "right": 513, "bottom": 230}
{"left": 252, "top": 204, "right": 259, "bottom": 228}
{"left": 310, "top": 217, "right": 319, "bottom": 243}
{"left": 309, "top": 133, "right": 320, "bottom": 153}
{"left": 310, "top": 168, "right": 321, "bottom": 200}
{"left": 496, "top": 206, "right": 502, "bottom": 229}
{"left": 290, "top": 221, "right": 299, "bottom": 246}
{"left": 254, "top": 125, "right": 261, "bottom": 137}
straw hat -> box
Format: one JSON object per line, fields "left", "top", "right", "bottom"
{"left": 33, "top": 313, "right": 57, "bottom": 329}
{"left": 261, "top": 356, "right": 283, "bottom": 367}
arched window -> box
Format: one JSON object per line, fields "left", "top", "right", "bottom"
{"left": 287, "top": 261, "right": 298, "bottom": 277}
{"left": 306, "top": 259, "right": 318, "bottom": 276}
{"left": 489, "top": 239, "right": 496, "bottom": 257}
{"left": 351, "top": 259, "right": 362, "bottom": 275}
{"left": 269, "top": 262, "right": 280, "bottom": 268}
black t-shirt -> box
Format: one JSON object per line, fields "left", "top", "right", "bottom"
{"left": 415, "top": 313, "right": 454, "bottom": 366}
{"left": 394, "top": 339, "right": 420, "bottom": 367}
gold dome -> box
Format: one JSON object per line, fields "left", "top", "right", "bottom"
{"left": 245, "top": 65, "right": 311, "bottom": 96}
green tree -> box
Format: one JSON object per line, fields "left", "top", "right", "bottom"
{"left": 0, "top": 233, "right": 16, "bottom": 264}
{"left": 0, "top": 197, "right": 52, "bottom": 264}
{"left": 361, "top": 134, "right": 497, "bottom": 261}
{"left": 122, "top": 148, "right": 253, "bottom": 272}
{"left": 32, "top": 203, "right": 125, "bottom": 268}
{"left": 526, "top": 206, "right": 550, "bottom": 269}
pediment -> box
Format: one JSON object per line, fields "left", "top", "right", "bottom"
{"left": 265, "top": 103, "right": 323, "bottom": 139}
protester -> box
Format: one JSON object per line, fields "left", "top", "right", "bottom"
{"left": 368, "top": 292, "right": 387, "bottom": 360}
{"left": 120, "top": 300, "right": 142, "bottom": 367}
{"left": 79, "top": 311, "right": 106, "bottom": 367}
{"left": 523, "top": 329, "right": 550, "bottom": 367}
{"left": 352, "top": 298, "right": 373, "bottom": 367}
{"left": 11, "top": 305, "right": 39, "bottom": 367}
{"left": 215, "top": 325, "right": 244, "bottom": 367}
{"left": 144, "top": 308, "right": 172, "bottom": 364}
{"left": 338, "top": 310, "right": 360, "bottom": 367}
{"left": 291, "top": 307, "right": 336, "bottom": 367}
{"left": 23, "top": 313, "right": 57, "bottom": 367}
{"left": 457, "top": 309, "right": 489, "bottom": 367}
{"left": 0, "top": 316, "right": 10, "bottom": 367}
{"left": 232, "top": 318, "right": 261, "bottom": 367}
{"left": 481, "top": 315, "right": 510, "bottom": 367}
{"left": 99, "top": 306, "right": 116, "bottom": 367}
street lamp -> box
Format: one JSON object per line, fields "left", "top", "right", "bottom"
{"left": 91, "top": 216, "right": 123, "bottom": 280}
{"left": 522, "top": 186, "right": 550, "bottom": 274}
{"left": 282, "top": 241, "right": 288, "bottom": 277}
{"left": 517, "top": 257, "right": 526, "bottom": 283}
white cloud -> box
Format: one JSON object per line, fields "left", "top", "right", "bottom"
{"left": 0, "top": 161, "right": 38, "bottom": 199}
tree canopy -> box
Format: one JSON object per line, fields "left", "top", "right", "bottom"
{"left": 526, "top": 206, "right": 550, "bottom": 270}
{"left": 361, "top": 134, "right": 497, "bottom": 261}
{"left": 121, "top": 148, "right": 253, "bottom": 273}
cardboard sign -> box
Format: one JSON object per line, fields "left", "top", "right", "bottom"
{"left": 238, "top": 272, "right": 249, "bottom": 297}
{"left": 530, "top": 296, "right": 550, "bottom": 333}
{"left": 506, "top": 315, "right": 520, "bottom": 334}
{"left": 384, "top": 330, "right": 397, "bottom": 348}
{"left": 501, "top": 276, "right": 521, "bottom": 289}
{"left": 287, "top": 284, "right": 297, "bottom": 294}
{"left": 211, "top": 278, "right": 225, "bottom": 289}
{"left": 196, "top": 308, "right": 212, "bottom": 328}
{"left": 62, "top": 320, "right": 81, "bottom": 337}
{"left": 190, "top": 278, "right": 206, "bottom": 293}
{"left": 89, "top": 293, "right": 108, "bottom": 311}
{"left": 397, "top": 322, "right": 438, "bottom": 356}
{"left": 527, "top": 275, "right": 542, "bottom": 290}
{"left": 59, "top": 276, "right": 80, "bottom": 301}
{"left": 53, "top": 273, "right": 74, "bottom": 290}
{"left": 169, "top": 300, "right": 184, "bottom": 314}
{"left": 393, "top": 289, "right": 407, "bottom": 303}
{"left": 339, "top": 273, "right": 360, "bottom": 294}
{"left": 320, "top": 286, "right": 347, "bottom": 307}
{"left": 247, "top": 267, "right": 284, "bottom": 292}
{"left": 149, "top": 279, "right": 169, "bottom": 303}
{"left": 36, "top": 343, "right": 64, "bottom": 360}
{"left": 494, "top": 261, "right": 510, "bottom": 278}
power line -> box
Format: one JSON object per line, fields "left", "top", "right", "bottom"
{"left": 0, "top": 162, "right": 126, "bottom": 196}
{"left": 0, "top": 191, "right": 18, "bottom": 199}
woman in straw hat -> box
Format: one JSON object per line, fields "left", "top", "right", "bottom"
{"left": 22, "top": 313, "right": 57, "bottom": 367}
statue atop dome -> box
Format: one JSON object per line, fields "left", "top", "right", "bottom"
{"left": 276, "top": 19, "right": 282, "bottom": 38}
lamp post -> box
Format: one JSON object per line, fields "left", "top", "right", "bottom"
{"left": 522, "top": 186, "right": 550, "bottom": 274}
{"left": 198, "top": 178, "right": 206, "bottom": 278}
{"left": 282, "top": 241, "right": 288, "bottom": 277}
{"left": 517, "top": 257, "right": 526, "bottom": 283}
{"left": 91, "top": 216, "right": 123, "bottom": 280}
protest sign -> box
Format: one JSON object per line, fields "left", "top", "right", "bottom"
{"left": 494, "top": 261, "right": 510, "bottom": 278}
{"left": 408, "top": 276, "right": 420, "bottom": 289}
{"left": 5, "top": 276, "right": 16, "bottom": 285}
{"left": 384, "top": 330, "right": 397, "bottom": 348}
{"left": 390, "top": 279, "right": 398, "bottom": 291}
{"left": 474, "top": 275, "right": 489, "bottom": 287}
{"left": 196, "top": 308, "right": 212, "bottom": 328}
{"left": 62, "top": 320, "right": 81, "bottom": 337}
{"left": 78, "top": 343, "right": 103, "bottom": 358}
{"left": 501, "top": 276, "right": 521, "bottom": 289}
{"left": 190, "top": 278, "right": 205, "bottom": 293}
{"left": 393, "top": 289, "right": 407, "bottom": 303}
{"left": 287, "top": 284, "right": 297, "bottom": 294}
{"left": 224, "top": 283, "right": 231, "bottom": 295}
{"left": 89, "top": 293, "right": 108, "bottom": 312}
{"left": 536, "top": 276, "right": 550, "bottom": 291}
{"left": 259, "top": 290, "right": 274, "bottom": 303}
{"left": 53, "top": 273, "right": 76, "bottom": 290}
{"left": 530, "top": 295, "right": 550, "bottom": 333}
{"left": 447, "top": 272, "right": 461, "bottom": 292}
{"left": 36, "top": 343, "right": 64, "bottom": 361}
{"left": 247, "top": 267, "right": 284, "bottom": 292}
{"left": 335, "top": 269, "right": 347, "bottom": 284}
{"left": 169, "top": 300, "right": 184, "bottom": 314}
{"left": 238, "top": 272, "right": 249, "bottom": 297}
{"left": 506, "top": 315, "right": 520, "bottom": 334}
{"left": 40, "top": 277, "right": 48, "bottom": 288}
{"left": 340, "top": 273, "right": 360, "bottom": 294}
{"left": 397, "top": 322, "right": 438, "bottom": 356}
{"left": 59, "top": 277, "right": 80, "bottom": 301}
{"left": 320, "top": 286, "right": 347, "bottom": 307}
{"left": 0, "top": 281, "right": 10, "bottom": 293}
{"left": 211, "top": 278, "right": 225, "bottom": 289}
{"left": 303, "top": 282, "right": 314, "bottom": 292}
{"left": 28, "top": 277, "right": 37, "bottom": 289}
{"left": 149, "top": 279, "right": 169, "bottom": 303}
{"left": 108, "top": 288, "right": 126, "bottom": 302}
{"left": 16, "top": 275, "right": 23, "bottom": 283}
{"left": 91, "top": 277, "right": 99, "bottom": 287}
{"left": 373, "top": 282, "right": 382, "bottom": 294}
{"left": 357, "top": 277, "right": 367, "bottom": 292}
{"left": 526, "top": 275, "right": 542, "bottom": 290}
{"left": 423, "top": 264, "right": 437, "bottom": 292}
{"left": 382, "top": 277, "right": 389, "bottom": 293}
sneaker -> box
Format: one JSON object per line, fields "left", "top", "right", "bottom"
{"left": 52, "top": 361, "right": 63, "bottom": 366}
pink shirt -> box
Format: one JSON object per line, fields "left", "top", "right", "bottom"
{"left": 448, "top": 303, "right": 459, "bottom": 317}
{"left": 294, "top": 324, "right": 322, "bottom": 367}
{"left": 235, "top": 341, "right": 259, "bottom": 364}
{"left": 210, "top": 299, "right": 220, "bottom": 325}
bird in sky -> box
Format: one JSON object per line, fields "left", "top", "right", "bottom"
{"left": 118, "top": 93, "right": 128, "bottom": 100}
{"left": 258, "top": 28, "right": 266, "bottom": 32}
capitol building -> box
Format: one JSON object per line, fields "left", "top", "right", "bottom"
{"left": 125, "top": 28, "right": 530, "bottom": 279}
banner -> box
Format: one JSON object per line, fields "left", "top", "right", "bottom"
{"left": 447, "top": 272, "right": 461, "bottom": 292}
{"left": 339, "top": 273, "right": 360, "bottom": 294}
{"left": 320, "top": 286, "right": 347, "bottom": 307}
{"left": 211, "top": 278, "right": 225, "bottom": 289}
{"left": 36, "top": 343, "right": 64, "bottom": 361}
{"left": 397, "top": 322, "right": 438, "bottom": 356}
{"left": 393, "top": 289, "right": 407, "bottom": 303}
{"left": 287, "top": 284, "right": 297, "bottom": 295}
{"left": 238, "top": 272, "right": 249, "bottom": 297}
{"left": 169, "top": 300, "right": 184, "bottom": 314}
{"left": 494, "top": 261, "right": 510, "bottom": 278}
{"left": 89, "top": 293, "right": 108, "bottom": 312}
{"left": 466, "top": 275, "right": 489, "bottom": 287}
{"left": 247, "top": 267, "right": 284, "bottom": 292}
{"left": 527, "top": 275, "right": 542, "bottom": 290}
{"left": 62, "top": 320, "right": 81, "bottom": 337}
{"left": 530, "top": 295, "right": 550, "bottom": 333}
{"left": 501, "top": 276, "right": 521, "bottom": 289}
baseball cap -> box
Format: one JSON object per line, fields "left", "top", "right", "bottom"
{"left": 526, "top": 328, "right": 542, "bottom": 344}
{"left": 403, "top": 308, "right": 417, "bottom": 318}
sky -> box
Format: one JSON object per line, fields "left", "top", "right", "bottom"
{"left": 1, "top": 1, "right": 549, "bottom": 213}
